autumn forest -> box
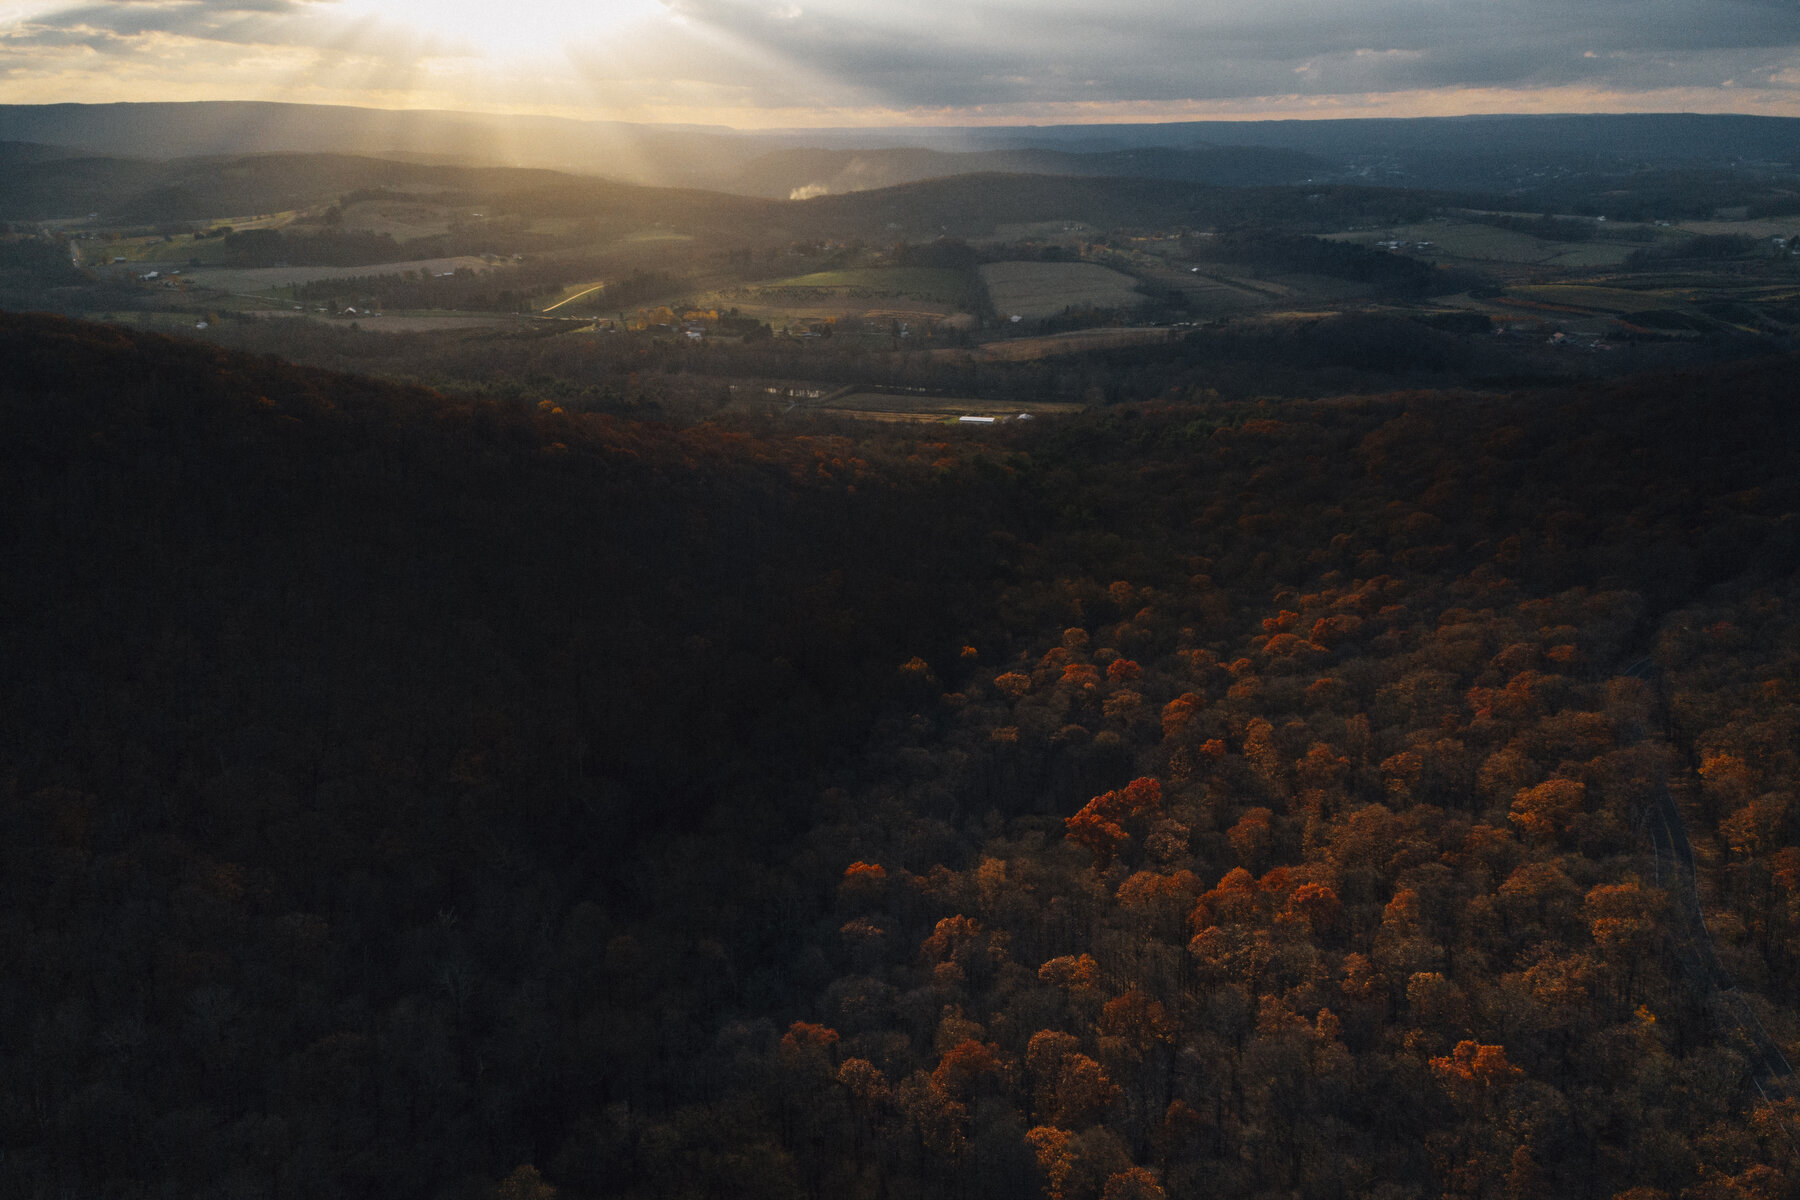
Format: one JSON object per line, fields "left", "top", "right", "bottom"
{"left": 3, "top": 311, "right": 1800, "bottom": 1200}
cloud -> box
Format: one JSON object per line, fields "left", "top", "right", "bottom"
{"left": 640, "top": 0, "right": 1800, "bottom": 110}
{"left": 3, "top": 0, "right": 347, "bottom": 54}
{"left": 3, "top": 0, "right": 1799, "bottom": 121}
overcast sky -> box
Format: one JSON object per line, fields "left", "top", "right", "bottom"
{"left": 2, "top": 0, "right": 1798, "bottom": 126}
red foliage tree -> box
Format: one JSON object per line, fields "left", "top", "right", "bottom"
{"left": 1509, "top": 778, "right": 1586, "bottom": 841}
{"left": 1066, "top": 778, "right": 1164, "bottom": 868}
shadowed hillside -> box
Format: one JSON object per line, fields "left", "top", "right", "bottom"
{"left": 6, "top": 312, "right": 1800, "bottom": 1198}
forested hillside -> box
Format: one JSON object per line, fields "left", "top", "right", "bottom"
{"left": 2, "top": 313, "right": 1799, "bottom": 1199}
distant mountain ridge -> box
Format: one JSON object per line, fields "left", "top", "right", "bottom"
{"left": 728, "top": 145, "right": 1328, "bottom": 198}
{"left": 3, "top": 102, "right": 1795, "bottom": 198}
{"left": 819, "top": 112, "right": 1800, "bottom": 159}
{"left": 0, "top": 102, "right": 756, "bottom": 186}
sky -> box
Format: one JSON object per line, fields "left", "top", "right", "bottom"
{"left": 2, "top": 0, "right": 1799, "bottom": 127}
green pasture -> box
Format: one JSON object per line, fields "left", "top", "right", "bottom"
{"left": 979, "top": 261, "right": 1143, "bottom": 318}
{"left": 753, "top": 267, "right": 970, "bottom": 300}
{"left": 84, "top": 233, "right": 216, "bottom": 265}
{"left": 696, "top": 266, "right": 976, "bottom": 324}
{"left": 1507, "top": 283, "right": 1668, "bottom": 314}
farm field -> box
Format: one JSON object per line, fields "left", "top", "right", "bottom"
{"left": 733, "top": 299, "right": 955, "bottom": 325}
{"left": 976, "top": 326, "right": 1175, "bottom": 361}
{"left": 826, "top": 391, "right": 1079, "bottom": 414}
{"left": 308, "top": 313, "right": 528, "bottom": 332}
{"left": 1130, "top": 258, "right": 1283, "bottom": 316}
{"left": 1178, "top": 287, "right": 1277, "bottom": 319}
{"left": 767, "top": 267, "right": 968, "bottom": 297}
{"left": 707, "top": 266, "right": 973, "bottom": 324}
{"left": 158, "top": 255, "right": 500, "bottom": 293}
{"left": 79, "top": 235, "right": 220, "bottom": 265}
{"left": 79, "top": 212, "right": 306, "bottom": 265}
{"left": 1602, "top": 272, "right": 1800, "bottom": 299}
{"left": 1503, "top": 282, "right": 1660, "bottom": 314}
{"left": 1325, "top": 220, "right": 1644, "bottom": 267}
{"left": 812, "top": 391, "right": 1082, "bottom": 422}
{"left": 618, "top": 230, "right": 696, "bottom": 246}
{"left": 1438, "top": 270, "right": 1800, "bottom": 339}
{"left": 83, "top": 308, "right": 531, "bottom": 334}
{"left": 337, "top": 198, "right": 477, "bottom": 240}
{"left": 1258, "top": 272, "right": 1385, "bottom": 302}
{"left": 1547, "top": 242, "right": 1641, "bottom": 267}
{"left": 1501, "top": 278, "right": 1799, "bottom": 314}
{"left": 1673, "top": 217, "right": 1800, "bottom": 239}
{"left": 980, "top": 260, "right": 1142, "bottom": 318}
